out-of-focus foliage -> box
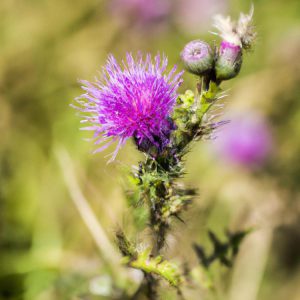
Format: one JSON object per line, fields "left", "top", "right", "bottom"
{"left": 0, "top": 0, "right": 300, "bottom": 299}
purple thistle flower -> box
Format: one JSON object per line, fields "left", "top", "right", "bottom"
{"left": 215, "top": 41, "right": 243, "bottom": 81}
{"left": 74, "top": 53, "right": 183, "bottom": 162}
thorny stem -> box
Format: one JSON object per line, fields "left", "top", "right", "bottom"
{"left": 138, "top": 77, "right": 221, "bottom": 298}
{"left": 150, "top": 79, "right": 219, "bottom": 252}
{"left": 127, "top": 272, "right": 159, "bottom": 300}
{"left": 154, "top": 223, "right": 167, "bottom": 255}
{"left": 145, "top": 273, "right": 159, "bottom": 300}
{"left": 149, "top": 189, "right": 169, "bottom": 255}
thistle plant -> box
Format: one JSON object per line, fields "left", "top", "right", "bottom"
{"left": 73, "top": 7, "right": 256, "bottom": 300}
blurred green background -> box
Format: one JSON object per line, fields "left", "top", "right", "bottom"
{"left": 1, "top": 0, "right": 300, "bottom": 299}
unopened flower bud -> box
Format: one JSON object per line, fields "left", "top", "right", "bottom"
{"left": 215, "top": 41, "right": 243, "bottom": 81}
{"left": 180, "top": 40, "right": 214, "bottom": 76}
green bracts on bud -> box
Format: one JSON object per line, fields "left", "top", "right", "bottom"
{"left": 215, "top": 41, "right": 243, "bottom": 81}
{"left": 181, "top": 40, "right": 214, "bottom": 76}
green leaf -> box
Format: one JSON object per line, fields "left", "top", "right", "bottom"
{"left": 177, "top": 90, "right": 195, "bottom": 108}
{"left": 193, "top": 229, "right": 252, "bottom": 269}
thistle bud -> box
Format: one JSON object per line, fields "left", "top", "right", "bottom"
{"left": 180, "top": 40, "right": 214, "bottom": 76}
{"left": 215, "top": 41, "right": 243, "bottom": 81}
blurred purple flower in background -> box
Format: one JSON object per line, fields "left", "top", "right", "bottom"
{"left": 215, "top": 112, "right": 273, "bottom": 168}
{"left": 176, "top": 0, "right": 227, "bottom": 34}
{"left": 109, "top": 0, "right": 171, "bottom": 28}
{"left": 74, "top": 53, "right": 183, "bottom": 162}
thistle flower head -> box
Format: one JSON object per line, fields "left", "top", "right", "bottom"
{"left": 215, "top": 41, "right": 243, "bottom": 81}
{"left": 74, "top": 53, "right": 183, "bottom": 162}
{"left": 180, "top": 40, "right": 214, "bottom": 76}
{"left": 213, "top": 5, "right": 256, "bottom": 50}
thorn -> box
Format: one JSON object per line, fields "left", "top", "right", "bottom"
{"left": 174, "top": 214, "right": 185, "bottom": 224}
